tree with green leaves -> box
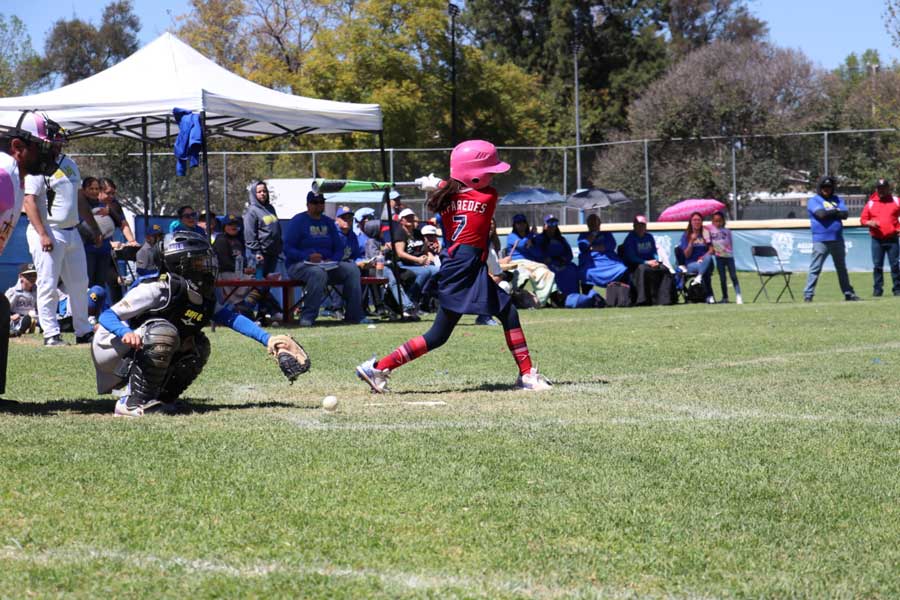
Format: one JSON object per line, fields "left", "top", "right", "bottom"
{"left": 0, "top": 14, "right": 45, "bottom": 96}
{"left": 38, "top": 1, "right": 140, "bottom": 86}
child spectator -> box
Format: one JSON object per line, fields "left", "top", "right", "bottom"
{"left": 420, "top": 224, "right": 443, "bottom": 268}
{"left": 135, "top": 224, "right": 164, "bottom": 276}
{"left": 5, "top": 264, "right": 38, "bottom": 337}
{"left": 707, "top": 211, "right": 743, "bottom": 304}
{"left": 536, "top": 215, "right": 578, "bottom": 295}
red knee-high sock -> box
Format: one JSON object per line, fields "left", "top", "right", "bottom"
{"left": 376, "top": 336, "right": 429, "bottom": 371}
{"left": 504, "top": 327, "right": 533, "bottom": 375}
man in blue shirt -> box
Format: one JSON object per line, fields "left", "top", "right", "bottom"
{"left": 621, "top": 214, "right": 674, "bottom": 305}
{"left": 803, "top": 176, "right": 859, "bottom": 302}
{"left": 284, "top": 192, "right": 365, "bottom": 326}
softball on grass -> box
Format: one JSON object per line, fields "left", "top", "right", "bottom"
{"left": 322, "top": 395, "right": 338, "bottom": 412}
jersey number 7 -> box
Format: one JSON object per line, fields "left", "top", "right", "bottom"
{"left": 451, "top": 215, "right": 467, "bottom": 241}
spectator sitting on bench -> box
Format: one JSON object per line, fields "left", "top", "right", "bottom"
{"left": 391, "top": 208, "right": 439, "bottom": 309}
{"left": 505, "top": 213, "right": 557, "bottom": 307}
{"left": 354, "top": 207, "right": 376, "bottom": 249}
{"left": 135, "top": 223, "right": 164, "bottom": 276}
{"left": 284, "top": 191, "right": 366, "bottom": 327}
{"left": 420, "top": 224, "right": 443, "bottom": 268}
{"left": 336, "top": 206, "right": 367, "bottom": 268}
{"left": 577, "top": 213, "right": 628, "bottom": 289}
{"left": 169, "top": 205, "right": 205, "bottom": 234}
{"left": 5, "top": 264, "right": 38, "bottom": 337}
{"left": 678, "top": 211, "right": 715, "bottom": 304}
{"left": 535, "top": 215, "right": 578, "bottom": 295}
{"left": 363, "top": 219, "right": 417, "bottom": 318}
{"left": 621, "top": 214, "right": 674, "bottom": 306}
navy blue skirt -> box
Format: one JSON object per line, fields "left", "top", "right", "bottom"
{"left": 436, "top": 244, "right": 511, "bottom": 315}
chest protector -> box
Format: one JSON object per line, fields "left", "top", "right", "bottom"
{"left": 131, "top": 273, "right": 215, "bottom": 339}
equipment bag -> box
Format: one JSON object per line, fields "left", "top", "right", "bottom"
{"left": 605, "top": 282, "right": 632, "bottom": 308}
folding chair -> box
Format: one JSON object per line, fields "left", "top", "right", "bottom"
{"left": 751, "top": 245, "right": 794, "bottom": 302}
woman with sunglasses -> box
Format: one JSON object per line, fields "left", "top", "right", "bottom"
{"left": 169, "top": 205, "right": 205, "bottom": 235}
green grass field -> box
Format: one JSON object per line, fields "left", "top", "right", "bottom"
{"left": 2, "top": 272, "right": 900, "bottom": 598}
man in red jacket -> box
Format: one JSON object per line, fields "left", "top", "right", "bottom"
{"left": 860, "top": 178, "right": 900, "bottom": 296}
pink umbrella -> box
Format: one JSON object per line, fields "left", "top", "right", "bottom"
{"left": 658, "top": 199, "right": 726, "bottom": 222}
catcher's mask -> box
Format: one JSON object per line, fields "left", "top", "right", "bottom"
{"left": 0, "top": 110, "right": 67, "bottom": 176}
{"left": 161, "top": 231, "right": 218, "bottom": 293}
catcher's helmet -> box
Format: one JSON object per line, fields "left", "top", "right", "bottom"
{"left": 0, "top": 110, "right": 67, "bottom": 176}
{"left": 162, "top": 231, "right": 218, "bottom": 292}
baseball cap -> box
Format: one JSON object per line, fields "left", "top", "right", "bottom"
{"left": 224, "top": 214, "right": 241, "bottom": 226}
{"left": 512, "top": 213, "right": 527, "bottom": 224}
{"left": 306, "top": 190, "right": 325, "bottom": 203}
{"left": 876, "top": 178, "right": 891, "bottom": 188}
{"left": 354, "top": 207, "right": 376, "bottom": 222}
{"left": 421, "top": 224, "right": 440, "bottom": 236}
{"left": 147, "top": 223, "right": 164, "bottom": 236}
{"left": 398, "top": 208, "right": 416, "bottom": 220}
{"left": 18, "top": 263, "right": 37, "bottom": 278}
{"left": 87, "top": 285, "right": 107, "bottom": 311}
{"left": 335, "top": 206, "right": 353, "bottom": 219}
{"left": 634, "top": 214, "right": 648, "bottom": 224}
{"left": 544, "top": 214, "right": 559, "bottom": 225}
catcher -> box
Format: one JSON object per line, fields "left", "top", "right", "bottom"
{"left": 91, "top": 230, "right": 309, "bottom": 417}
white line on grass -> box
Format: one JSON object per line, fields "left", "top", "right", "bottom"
{"left": 0, "top": 545, "right": 638, "bottom": 599}
{"left": 612, "top": 340, "right": 900, "bottom": 382}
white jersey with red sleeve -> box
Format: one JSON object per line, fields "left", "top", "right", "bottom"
{"left": 439, "top": 186, "right": 498, "bottom": 250}
{"left": 0, "top": 152, "right": 23, "bottom": 256}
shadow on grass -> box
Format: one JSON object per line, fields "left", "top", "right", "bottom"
{"left": 0, "top": 397, "right": 302, "bottom": 416}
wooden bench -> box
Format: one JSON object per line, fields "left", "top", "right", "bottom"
{"left": 215, "top": 275, "right": 390, "bottom": 323}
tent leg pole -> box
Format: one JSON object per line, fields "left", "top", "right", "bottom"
{"left": 200, "top": 111, "right": 212, "bottom": 244}
{"left": 223, "top": 153, "right": 228, "bottom": 215}
{"left": 141, "top": 118, "right": 150, "bottom": 231}
{"left": 378, "top": 131, "right": 404, "bottom": 314}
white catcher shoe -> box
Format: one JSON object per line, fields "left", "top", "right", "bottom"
{"left": 356, "top": 356, "right": 391, "bottom": 393}
{"left": 515, "top": 368, "right": 552, "bottom": 391}
{"left": 113, "top": 396, "right": 162, "bottom": 418}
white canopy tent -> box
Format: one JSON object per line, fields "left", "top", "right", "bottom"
{"left": 0, "top": 32, "right": 386, "bottom": 232}
{"left": 0, "top": 32, "right": 382, "bottom": 141}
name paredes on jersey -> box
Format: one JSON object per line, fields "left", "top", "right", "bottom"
{"left": 449, "top": 198, "right": 488, "bottom": 214}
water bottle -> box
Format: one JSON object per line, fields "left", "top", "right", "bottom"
{"left": 375, "top": 254, "right": 385, "bottom": 277}
{"left": 234, "top": 253, "right": 244, "bottom": 276}
{"left": 255, "top": 255, "right": 265, "bottom": 280}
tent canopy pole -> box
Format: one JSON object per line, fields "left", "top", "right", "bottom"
{"left": 200, "top": 110, "right": 213, "bottom": 244}
{"left": 141, "top": 117, "right": 150, "bottom": 230}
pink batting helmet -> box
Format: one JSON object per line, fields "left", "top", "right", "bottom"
{"left": 449, "top": 140, "right": 510, "bottom": 189}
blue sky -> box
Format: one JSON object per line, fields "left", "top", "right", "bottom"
{"left": 752, "top": 0, "right": 900, "bottom": 68}
{"left": 9, "top": 0, "right": 900, "bottom": 70}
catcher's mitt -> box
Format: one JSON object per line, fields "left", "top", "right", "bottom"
{"left": 267, "top": 335, "right": 311, "bottom": 383}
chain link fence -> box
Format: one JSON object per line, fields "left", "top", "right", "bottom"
{"left": 69, "top": 128, "right": 900, "bottom": 225}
